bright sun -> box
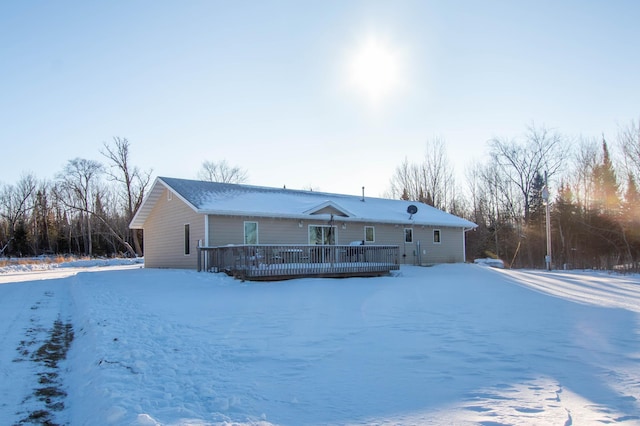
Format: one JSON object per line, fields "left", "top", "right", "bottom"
{"left": 347, "top": 35, "right": 404, "bottom": 107}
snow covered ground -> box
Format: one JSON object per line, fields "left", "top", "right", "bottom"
{"left": 0, "top": 260, "right": 639, "bottom": 425}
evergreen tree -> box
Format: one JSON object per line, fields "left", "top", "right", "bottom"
{"left": 552, "top": 183, "right": 581, "bottom": 268}
{"left": 33, "top": 189, "right": 53, "bottom": 254}
{"left": 13, "top": 220, "right": 29, "bottom": 256}
{"left": 525, "top": 171, "right": 547, "bottom": 267}
{"left": 621, "top": 174, "right": 640, "bottom": 266}
{"left": 528, "top": 172, "right": 546, "bottom": 224}
{"left": 592, "top": 138, "right": 620, "bottom": 213}
{"left": 400, "top": 188, "right": 410, "bottom": 201}
{"left": 623, "top": 174, "right": 640, "bottom": 220}
{"left": 423, "top": 190, "right": 434, "bottom": 207}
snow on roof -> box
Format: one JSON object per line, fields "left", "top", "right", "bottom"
{"left": 130, "top": 177, "right": 477, "bottom": 229}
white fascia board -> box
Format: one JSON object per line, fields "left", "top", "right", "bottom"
{"left": 129, "top": 177, "right": 201, "bottom": 229}
{"left": 129, "top": 177, "right": 165, "bottom": 229}
{"left": 159, "top": 177, "right": 200, "bottom": 212}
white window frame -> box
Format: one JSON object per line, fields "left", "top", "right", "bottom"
{"left": 167, "top": 191, "right": 173, "bottom": 201}
{"left": 364, "top": 226, "right": 375, "bottom": 243}
{"left": 433, "top": 229, "right": 441, "bottom": 244}
{"left": 404, "top": 228, "right": 413, "bottom": 243}
{"left": 184, "top": 223, "right": 190, "bottom": 256}
{"left": 244, "top": 221, "right": 259, "bottom": 245}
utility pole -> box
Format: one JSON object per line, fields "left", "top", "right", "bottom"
{"left": 542, "top": 171, "right": 552, "bottom": 270}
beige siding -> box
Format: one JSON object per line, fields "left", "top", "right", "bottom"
{"left": 209, "top": 216, "right": 341, "bottom": 245}
{"left": 143, "top": 189, "right": 204, "bottom": 269}
{"left": 348, "top": 223, "right": 465, "bottom": 265}
{"left": 413, "top": 226, "right": 466, "bottom": 264}
{"left": 207, "top": 215, "right": 466, "bottom": 265}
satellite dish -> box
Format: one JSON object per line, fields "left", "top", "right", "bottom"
{"left": 407, "top": 205, "right": 418, "bottom": 215}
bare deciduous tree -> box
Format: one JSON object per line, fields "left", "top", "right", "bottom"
{"left": 619, "top": 118, "right": 640, "bottom": 182}
{"left": 55, "top": 158, "right": 104, "bottom": 256}
{"left": 101, "top": 137, "right": 152, "bottom": 256}
{"left": 388, "top": 157, "right": 419, "bottom": 200}
{"left": 421, "top": 137, "right": 456, "bottom": 210}
{"left": 570, "top": 138, "right": 599, "bottom": 210}
{"left": 0, "top": 173, "right": 37, "bottom": 254}
{"left": 197, "top": 160, "right": 248, "bottom": 184}
{"left": 480, "top": 161, "right": 520, "bottom": 259}
{"left": 388, "top": 138, "right": 456, "bottom": 211}
{"left": 489, "top": 125, "right": 567, "bottom": 222}
{"left": 486, "top": 125, "right": 569, "bottom": 267}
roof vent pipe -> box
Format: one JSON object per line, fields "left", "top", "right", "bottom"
{"left": 361, "top": 186, "right": 365, "bottom": 202}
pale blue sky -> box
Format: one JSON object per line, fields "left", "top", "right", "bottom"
{"left": 1, "top": 1, "right": 639, "bottom": 196}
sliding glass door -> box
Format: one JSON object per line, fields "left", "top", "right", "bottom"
{"left": 309, "top": 225, "right": 336, "bottom": 245}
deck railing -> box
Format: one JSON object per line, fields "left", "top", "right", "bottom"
{"left": 197, "top": 244, "right": 399, "bottom": 280}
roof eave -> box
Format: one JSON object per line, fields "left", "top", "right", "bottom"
{"left": 129, "top": 177, "right": 165, "bottom": 229}
{"left": 197, "top": 209, "right": 476, "bottom": 228}
{"left": 129, "top": 177, "right": 200, "bottom": 229}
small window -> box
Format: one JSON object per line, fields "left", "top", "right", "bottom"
{"left": 433, "top": 229, "right": 441, "bottom": 244}
{"left": 364, "top": 226, "right": 375, "bottom": 243}
{"left": 404, "top": 228, "right": 413, "bottom": 243}
{"left": 167, "top": 191, "right": 173, "bottom": 201}
{"left": 244, "top": 221, "right": 258, "bottom": 244}
{"left": 184, "top": 224, "right": 190, "bottom": 255}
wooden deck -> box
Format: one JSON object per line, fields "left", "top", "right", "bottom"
{"left": 197, "top": 244, "right": 399, "bottom": 281}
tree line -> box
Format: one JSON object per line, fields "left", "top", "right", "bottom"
{"left": 2, "top": 121, "right": 639, "bottom": 272}
{"left": 388, "top": 121, "right": 640, "bottom": 271}
{"left": 0, "top": 138, "right": 152, "bottom": 258}
{"left": 0, "top": 138, "right": 250, "bottom": 259}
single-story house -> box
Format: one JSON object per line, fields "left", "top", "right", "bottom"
{"left": 129, "top": 177, "right": 477, "bottom": 271}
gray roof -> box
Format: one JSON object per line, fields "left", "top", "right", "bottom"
{"left": 130, "top": 177, "right": 477, "bottom": 229}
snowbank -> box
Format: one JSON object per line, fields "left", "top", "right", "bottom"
{"left": 473, "top": 257, "right": 505, "bottom": 268}
{"left": 0, "top": 257, "right": 143, "bottom": 274}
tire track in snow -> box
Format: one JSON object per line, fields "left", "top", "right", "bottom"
{"left": 18, "top": 315, "right": 74, "bottom": 425}
{"left": 0, "top": 280, "right": 75, "bottom": 425}
{"left": 0, "top": 282, "right": 53, "bottom": 423}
